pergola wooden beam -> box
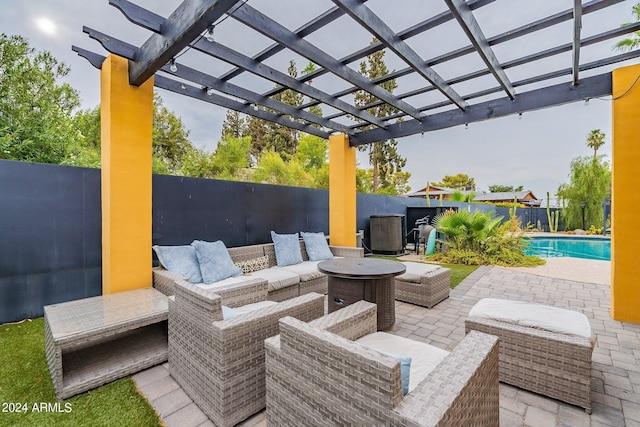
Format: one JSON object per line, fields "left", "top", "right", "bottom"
{"left": 106, "top": 1, "right": 386, "bottom": 129}
{"left": 262, "top": 0, "right": 495, "bottom": 101}
{"left": 308, "top": 0, "right": 629, "bottom": 121}
{"left": 444, "top": 0, "right": 515, "bottom": 100}
{"left": 349, "top": 72, "right": 612, "bottom": 146}
{"left": 331, "top": 0, "right": 467, "bottom": 110}
{"left": 72, "top": 46, "right": 332, "bottom": 139}
{"left": 191, "top": 40, "right": 386, "bottom": 128}
{"left": 345, "top": 23, "right": 640, "bottom": 126}
{"left": 128, "top": 0, "right": 242, "bottom": 86}
{"left": 572, "top": 0, "right": 583, "bottom": 86}
{"left": 231, "top": 3, "right": 425, "bottom": 121}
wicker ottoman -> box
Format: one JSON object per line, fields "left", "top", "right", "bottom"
{"left": 465, "top": 298, "right": 594, "bottom": 413}
{"left": 394, "top": 262, "right": 450, "bottom": 308}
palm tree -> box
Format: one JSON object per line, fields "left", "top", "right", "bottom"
{"left": 435, "top": 210, "right": 503, "bottom": 252}
{"left": 615, "top": 3, "right": 640, "bottom": 51}
{"left": 586, "top": 129, "right": 606, "bottom": 159}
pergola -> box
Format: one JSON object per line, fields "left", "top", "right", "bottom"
{"left": 74, "top": 0, "right": 640, "bottom": 323}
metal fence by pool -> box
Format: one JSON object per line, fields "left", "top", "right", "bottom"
{"left": 525, "top": 236, "right": 611, "bottom": 260}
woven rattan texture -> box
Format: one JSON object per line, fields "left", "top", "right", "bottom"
{"left": 169, "top": 279, "right": 325, "bottom": 427}
{"left": 265, "top": 301, "right": 499, "bottom": 426}
{"left": 44, "top": 288, "right": 168, "bottom": 400}
{"left": 154, "top": 242, "right": 362, "bottom": 299}
{"left": 328, "top": 276, "right": 395, "bottom": 330}
{"left": 465, "top": 315, "right": 594, "bottom": 413}
{"left": 395, "top": 267, "right": 451, "bottom": 308}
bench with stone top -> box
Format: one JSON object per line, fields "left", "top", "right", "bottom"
{"left": 44, "top": 288, "right": 169, "bottom": 400}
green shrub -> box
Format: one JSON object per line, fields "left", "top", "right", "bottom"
{"left": 429, "top": 210, "right": 545, "bottom": 267}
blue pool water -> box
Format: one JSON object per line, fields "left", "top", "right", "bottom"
{"left": 525, "top": 237, "right": 610, "bottom": 260}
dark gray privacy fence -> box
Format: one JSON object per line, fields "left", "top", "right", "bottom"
{"left": 0, "top": 161, "right": 102, "bottom": 325}
{"left": 0, "top": 160, "right": 562, "bottom": 323}
{"left": 0, "top": 161, "right": 426, "bottom": 323}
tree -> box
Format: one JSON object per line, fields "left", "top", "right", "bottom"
{"left": 451, "top": 190, "right": 475, "bottom": 202}
{"left": 253, "top": 150, "right": 313, "bottom": 187}
{"left": 433, "top": 173, "right": 476, "bottom": 190}
{"left": 557, "top": 156, "right": 611, "bottom": 230}
{"left": 354, "top": 39, "right": 409, "bottom": 193}
{"left": 488, "top": 184, "right": 524, "bottom": 193}
{"left": 180, "top": 146, "right": 216, "bottom": 178}
{"left": 71, "top": 94, "right": 194, "bottom": 173}
{"left": 152, "top": 93, "right": 193, "bottom": 173}
{"left": 266, "top": 60, "right": 303, "bottom": 157}
{"left": 0, "top": 34, "right": 81, "bottom": 164}
{"left": 211, "top": 135, "right": 251, "bottom": 180}
{"left": 615, "top": 2, "right": 640, "bottom": 51}
{"left": 295, "top": 134, "right": 327, "bottom": 170}
{"left": 586, "top": 129, "right": 606, "bottom": 159}
{"left": 301, "top": 61, "right": 323, "bottom": 124}
{"left": 220, "top": 110, "right": 245, "bottom": 139}
{"left": 244, "top": 60, "right": 304, "bottom": 161}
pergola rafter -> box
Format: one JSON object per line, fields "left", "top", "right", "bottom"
{"left": 305, "top": 0, "right": 629, "bottom": 121}
{"left": 331, "top": 0, "right": 467, "bottom": 110}
{"left": 444, "top": 0, "right": 515, "bottom": 100}
{"left": 230, "top": 3, "right": 425, "bottom": 121}
{"left": 75, "top": 0, "right": 638, "bottom": 145}
{"left": 346, "top": 24, "right": 640, "bottom": 127}
{"left": 572, "top": 0, "right": 584, "bottom": 86}
{"left": 82, "top": 27, "right": 353, "bottom": 134}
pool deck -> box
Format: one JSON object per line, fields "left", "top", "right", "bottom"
{"left": 134, "top": 257, "right": 640, "bottom": 427}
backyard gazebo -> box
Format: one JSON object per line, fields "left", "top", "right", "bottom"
{"left": 74, "top": 0, "right": 640, "bottom": 323}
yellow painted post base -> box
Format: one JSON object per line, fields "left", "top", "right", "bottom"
{"left": 329, "top": 134, "right": 356, "bottom": 247}
{"left": 100, "top": 55, "right": 154, "bottom": 294}
{"left": 611, "top": 63, "right": 640, "bottom": 323}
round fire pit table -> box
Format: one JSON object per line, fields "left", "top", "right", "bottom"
{"left": 318, "top": 258, "right": 406, "bottom": 330}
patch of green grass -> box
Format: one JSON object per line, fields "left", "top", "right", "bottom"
{"left": 0, "top": 318, "right": 162, "bottom": 427}
{"left": 437, "top": 263, "right": 478, "bottom": 288}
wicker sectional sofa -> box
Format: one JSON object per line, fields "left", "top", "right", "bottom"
{"left": 153, "top": 240, "right": 363, "bottom": 301}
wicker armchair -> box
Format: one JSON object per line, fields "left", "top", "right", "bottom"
{"left": 265, "top": 301, "right": 500, "bottom": 427}
{"left": 169, "top": 278, "right": 325, "bottom": 427}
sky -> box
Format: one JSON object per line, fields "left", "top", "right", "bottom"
{"left": 1, "top": 0, "right": 638, "bottom": 206}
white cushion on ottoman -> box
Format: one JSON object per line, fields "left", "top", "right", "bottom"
{"left": 469, "top": 298, "right": 592, "bottom": 341}
{"left": 395, "top": 262, "right": 442, "bottom": 283}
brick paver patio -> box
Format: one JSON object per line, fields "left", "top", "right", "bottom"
{"left": 134, "top": 265, "right": 640, "bottom": 426}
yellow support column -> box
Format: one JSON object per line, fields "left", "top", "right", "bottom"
{"left": 611, "top": 63, "right": 640, "bottom": 323}
{"left": 100, "top": 55, "right": 154, "bottom": 294}
{"left": 329, "top": 133, "right": 356, "bottom": 247}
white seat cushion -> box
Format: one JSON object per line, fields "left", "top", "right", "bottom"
{"left": 280, "top": 261, "right": 324, "bottom": 282}
{"left": 248, "top": 267, "right": 299, "bottom": 291}
{"left": 395, "top": 262, "right": 442, "bottom": 283}
{"left": 469, "top": 298, "right": 592, "bottom": 340}
{"left": 195, "top": 275, "right": 257, "bottom": 290}
{"left": 355, "top": 331, "right": 449, "bottom": 393}
{"left": 234, "top": 300, "right": 278, "bottom": 314}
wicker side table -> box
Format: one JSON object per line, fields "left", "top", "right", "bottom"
{"left": 44, "top": 288, "right": 169, "bottom": 400}
{"left": 318, "top": 258, "right": 405, "bottom": 330}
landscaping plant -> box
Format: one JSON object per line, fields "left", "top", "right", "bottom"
{"left": 429, "top": 209, "right": 545, "bottom": 267}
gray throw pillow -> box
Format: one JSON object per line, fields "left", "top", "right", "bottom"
{"left": 300, "top": 231, "right": 333, "bottom": 261}
{"left": 270, "top": 231, "right": 303, "bottom": 267}
{"left": 152, "top": 245, "right": 203, "bottom": 284}
{"left": 192, "top": 240, "right": 242, "bottom": 284}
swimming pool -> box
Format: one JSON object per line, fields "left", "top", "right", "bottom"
{"left": 525, "top": 236, "right": 610, "bottom": 260}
